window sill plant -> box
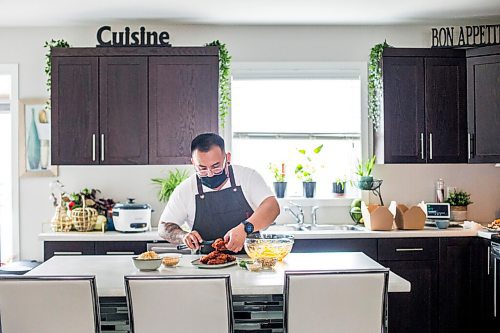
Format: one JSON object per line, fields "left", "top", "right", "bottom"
{"left": 355, "top": 156, "right": 376, "bottom": 190}
{"left": 445, "top": 189, "right": 473, "bottom": 222}
{"left": 295, "top": 144, "right": 323, "bottom": 198}
{"left": 333, "top": 177, "right": 347, "bottom": 196}
{"left": 269, "top": 162, "right": 287, "bottom": 198}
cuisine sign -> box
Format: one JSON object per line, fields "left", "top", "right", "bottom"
{"left": 431, "top": 24, "right": 500, "bottom": 48}
{"left": 96, "top": 26, "right": 171, "bottom": 47}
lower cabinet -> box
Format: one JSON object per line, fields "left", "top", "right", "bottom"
{"left": 44, "top": 241, "right": 168, "bottom": 261}
{"left": 292, "top": 238, "right": 377, "bottom": 260}
{"left": 438, "top": 238, "right": 475, "bottom": 333}
{"left": 378, "top": 238, "right": 439, "bottom": 333}
{"left": 44, "top": 241, "right": 95, "bottom": 261}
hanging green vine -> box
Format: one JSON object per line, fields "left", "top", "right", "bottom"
{"left": 206, "top": 40, "right": 231, "bottom": 129}
{"left": 44, "top": 39, "right": 70, "bottom": 111}
{"left": 368, "top": 40, "right": 391, "bottom": 131}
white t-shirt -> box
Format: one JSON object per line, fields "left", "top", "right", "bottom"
{"left": 159, "top": 165, "right": 275, "bottom": 229}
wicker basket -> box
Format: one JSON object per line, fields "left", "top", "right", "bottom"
{"left": 72, "top": 195, "right": 98, "bottom": 232}
{"left": 51, "top": 204, "right": 73, "bottom": 232}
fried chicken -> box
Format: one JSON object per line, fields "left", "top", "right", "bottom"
{"left": 212, "top": 238, "right": 227, "bottom": 251}
{"left": 199, "top": 243, "right": 236, "bottom": 265}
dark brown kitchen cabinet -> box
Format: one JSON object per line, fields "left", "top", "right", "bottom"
{"left": 51, "top": 57, "right": 99, "bottom": 165}
{"left": 474, "top": 238, "right": 495, "bottom": 332}
{"left": 438, "top": 237, "right": 475, "bottom": 333}
{"left": 99, "top": 57, "right": 149, "bottom": 164}
{"left": 292, "top": 238, "right": 377, "bottom": 260}
{"left": 378, "top": 238, "right": 439, "bottom": 333}
{"left": 51, "top": 47, "right": 219, "bottom": 165}
{"left": 43, "top": 241, "right": 95, "bottom": 261}
{"left": 467, "top": 46, "right": 500, "bottom": 163}
{"left": 149, "top": 56, "right": 219, "bottom": 164}
{"left": 377, "top": 48, "right": 467, "bottom": 164}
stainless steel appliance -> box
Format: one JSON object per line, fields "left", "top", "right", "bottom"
{"left": 491, "top": 234, "right": 500, "bottom": 320}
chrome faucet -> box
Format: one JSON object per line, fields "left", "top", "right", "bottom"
{"left": 284, "top": 202, "right": 304, "bottom": 227}
{"left": 311, "top": 206, "right": 320, "bottom": 227}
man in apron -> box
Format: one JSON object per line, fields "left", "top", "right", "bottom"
{"left": 159, "top": 133, "right": 280, "bottom": 253}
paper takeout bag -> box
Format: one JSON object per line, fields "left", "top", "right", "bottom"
{"left": 361, "top": 201, "right": 396, "bottom": 231}
{"left": 394, "top": 204, "right": 426, "bottom": 230}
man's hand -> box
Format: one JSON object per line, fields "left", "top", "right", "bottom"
{"left": 182, "top": 231, "right": 203, "bottom": 250}
{"left": 224, "top": 224, "right": 246, "bottom": 252}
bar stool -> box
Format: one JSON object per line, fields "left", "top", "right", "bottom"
{"left": 0, "top": 275, "right": 101, "bottom": 333}
{"left": 284, "top": 269, "right": 389, "bottom": 333}
{"left": 124, "top": 275, "right": 233, "bottom": 333}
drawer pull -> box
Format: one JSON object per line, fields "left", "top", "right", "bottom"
{"left": 106, "top": 251, "right": 135, "bottom": 255}
{"left": 53, "top": 251, "right": 83, "bottom": 255}
{"left": 396, "top": 248, "right": 424, "bottom": 252}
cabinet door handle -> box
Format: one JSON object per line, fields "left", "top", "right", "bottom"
{"left": 105, "top": 251, "right": 135, "bottom": 255}
{"left": 468, "top": 133, "right": 472, "bottom": 160}
{"left": 488, "top": 246, "right": 491, "bottom": 275}
{"left": 53, "top": 251, "right": 83, "bottom": 255}
{"left": 420, "top": 133, "right": 424, "bottom": 160}
{"left": 101, "top": 134, "right": 105, "bottom": 161}
{"left": 92, "top": 134, "right": 96, "bottom": 162}
{"left": 396, "top": 248, "right": 424, "bottom": 252}
{"left": 429, "top": 133, "right": 433, "bottom": 160}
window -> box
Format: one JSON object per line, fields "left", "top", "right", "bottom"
{"left": 0, "top": 65, "right": 18, "bottom": 264}
{"left": 231, "top": 65, "right": 362, "bottom": 198}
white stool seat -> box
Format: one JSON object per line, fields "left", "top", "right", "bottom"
{"left": 284, "top": 269, "right": 389, "bottom": 333}
{"left": 125, "top": 275, "right": 233, "bottom": 333}
{"left": 0, "top": 275, "right": 100, "bottom": 333}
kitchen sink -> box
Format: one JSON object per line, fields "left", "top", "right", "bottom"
{"left": 265, "top": 224, "right": 309, "bottom": 232}
{"left": 306, "top": 224, "right": 365, "bottom": 231}
{"left": 265, "top": 224, "right": 364, "bottom": 232}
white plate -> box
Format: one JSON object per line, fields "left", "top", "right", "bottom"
{"left": 191, "top": 258, "right": 237, "bottom": 269}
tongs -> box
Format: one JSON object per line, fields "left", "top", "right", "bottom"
{"left": 176, "top": 240, "right": 215, "bottom": 251}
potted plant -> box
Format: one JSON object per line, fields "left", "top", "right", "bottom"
{"left": 446, "top": 189, "right": 473, "bottom": 222}
{"left": 333, "top": 177, "right": 347, "bottom": 196}
{"left": 295, "top": 144, "right": 323, "bottom": 198}
{"left": 269, "top": 162, "right": 287, "bottom": 198}
{"left": 152, "top": 169, "right": 189, "bottom": 202}
{"left": 355, "top": 156, "right": 376, "bottom": 190}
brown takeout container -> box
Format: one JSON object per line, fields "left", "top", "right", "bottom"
{"left": 361, "top": 201, "right": 395, "bottom": 231}
{"left": 394, "top": 204, "right": 426, "bottom": 230}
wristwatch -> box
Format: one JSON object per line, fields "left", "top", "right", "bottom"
{"left": 241, "top": 220, "right": 254, "bottom": 235}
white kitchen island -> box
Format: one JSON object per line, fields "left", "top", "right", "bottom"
{"left": 27, "top": 252, "right": 410, "bottom": 296}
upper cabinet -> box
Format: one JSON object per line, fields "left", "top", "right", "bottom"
{"left": 466, "top": 46, "right": 500, "bottom": 163}
{"left": 51, "top": 47, "right": 219, "bottom": 165}
{"left": 376, "top": 48, "right": 467, "bottom": 164}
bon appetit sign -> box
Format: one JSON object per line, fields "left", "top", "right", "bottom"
{"left": 431, "top": 24, "right": 500, "bottom": 48}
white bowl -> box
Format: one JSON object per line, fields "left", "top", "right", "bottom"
{"left": 132, "top": 257, "right": 162, "bottom": 271}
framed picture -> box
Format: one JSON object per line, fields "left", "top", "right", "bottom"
{"left": 19, "top": 98, "right": 58, "bottom": 177}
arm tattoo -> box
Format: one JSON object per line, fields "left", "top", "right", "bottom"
{"left": 159, "top": 222, "right": 187, "bottom": 244}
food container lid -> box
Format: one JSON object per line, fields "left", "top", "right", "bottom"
{"left": 113, "top": 198, "right": 151, "bottom": 210}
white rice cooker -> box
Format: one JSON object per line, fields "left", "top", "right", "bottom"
{"left": 112, "top": 198, "right": 152, "bottom": 232}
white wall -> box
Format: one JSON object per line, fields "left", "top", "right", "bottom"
{"left": 0, "top": 23, "right": 498, "bottom": 261}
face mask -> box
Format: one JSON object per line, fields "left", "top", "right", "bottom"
{"left": 200, "top": 171, "right": 228, "bottom": 189}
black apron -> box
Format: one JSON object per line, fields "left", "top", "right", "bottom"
{"left": 192, "top": 165, "right": 254, "bottom": 254}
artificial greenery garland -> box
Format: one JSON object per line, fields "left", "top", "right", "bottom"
{"left": 44, "top": 39, "right": 70, "bottom": 111}
{"left": 206, "top": 40, "right": 231, "bottom": 128}
{"left": 368, "top": 41, "right": 390, "bottom": 131}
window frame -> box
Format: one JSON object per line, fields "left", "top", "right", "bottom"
{"left": 0, "top": 64, "right": 19, "bottom": 263}
{"left": 225, "top": 62, "right": 370, "bottom": 204}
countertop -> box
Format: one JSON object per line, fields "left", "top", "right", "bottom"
{"left": 38, "top": 225, "right": 497, "bottom": 241}
{"left": 26, "top": 253, "right": 411, "bottom": 296}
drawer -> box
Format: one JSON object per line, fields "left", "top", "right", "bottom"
{"left": 95, "top": 241, "right": 148, "bottom": 255}
{"left": 378, "top": 238, "right": 438, "bottom": 261}
{"left": 44, "top": 241, "right": 95, "bottom": 261}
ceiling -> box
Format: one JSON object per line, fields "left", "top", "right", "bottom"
{"left": 1, "top": 0, "right": 500, "bottom": 26}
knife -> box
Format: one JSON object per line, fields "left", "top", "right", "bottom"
{"left": 176, "top": 240, "right": 215, "bottom": 251}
